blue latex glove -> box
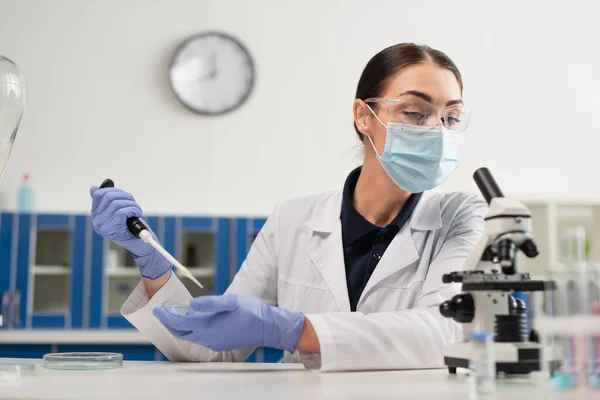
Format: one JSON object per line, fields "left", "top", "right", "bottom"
{"left": 153, "top": 294, "right": 305, "bottom": 353}
{"left": 89, "top": 186, "right": 172, "bottom": 280}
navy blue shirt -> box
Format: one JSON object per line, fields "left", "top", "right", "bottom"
{"left": 341, "top": 167, "right": 422, "bottom": 311}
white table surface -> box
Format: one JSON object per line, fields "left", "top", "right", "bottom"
{"left": 0, "top": 358, "right": 594, "bottom": 400}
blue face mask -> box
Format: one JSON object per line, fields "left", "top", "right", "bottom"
{"left": 367, "top": 112, "right": 461, "bottom": 193}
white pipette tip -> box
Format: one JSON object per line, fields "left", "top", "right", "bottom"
{"left": 139, "top": 231, "right": 204, "bottom": 289}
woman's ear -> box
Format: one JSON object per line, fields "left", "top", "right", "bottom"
{"left": 353, "top": 99, "right": 373, "bottom": 138}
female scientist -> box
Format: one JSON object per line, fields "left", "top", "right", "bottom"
{"left": 90, "top": 43, "right": 486, "bottom": 372}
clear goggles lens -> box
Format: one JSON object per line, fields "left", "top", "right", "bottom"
{"left": 364, "top": 98, "right": 472, "bottom": 133}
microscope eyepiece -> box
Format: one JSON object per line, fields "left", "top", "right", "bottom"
{"left": 473, "top": 168, "right": 504, "bottom": 204}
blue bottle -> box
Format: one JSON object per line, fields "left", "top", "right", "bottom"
{"left": 16, "top": 173, "right": 34, "bottom": 212}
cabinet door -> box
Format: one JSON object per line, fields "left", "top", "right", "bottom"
{"left": 91, "top": 216, "right": 161, "bottom": 329}
{"left": 0, "top": 213, "right": 16, "bottom": 329}
{"left": 167, "top": 217, "right": 230, "bottom": 296}
{"left": 15, "top": 214, "right": 85, "bottom": 329}
{"left": 0, "top": 344, "right": 52, "bottom": 359}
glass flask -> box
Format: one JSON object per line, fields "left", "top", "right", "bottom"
{"left": 0, "top": 55, "right": 26, "bottom": 182}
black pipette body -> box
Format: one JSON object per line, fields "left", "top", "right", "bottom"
{"left": 99, "top": 179, "right": 148, "bottom": 238}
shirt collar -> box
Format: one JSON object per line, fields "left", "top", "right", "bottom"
{"left": 303, "top": 171, "right": 442, "bottom": 234}
{"left": 340, "top": 167, "right": 423, "bottom": 247}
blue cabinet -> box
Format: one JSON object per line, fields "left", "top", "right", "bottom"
{"left": 0, "top": 213, "right": 233, "bottom": 331}
{"left": 90, "top": 216, "right": 162, "bottom": 329}
{"left": 165, "top": 216, "right": 230, "bottom": 297}
{"left": 0, "top": 344, "right": 164, "bottom": 361}
{"left": 0, "top": 213, "right": 15, "bottom": 329}
{"left": 89, "top": 215, "right": 230, "bottom": 329}
{"left": 0, "top": 212, "right": 275, "bottom": 362}
{"left": 0, "top": 214, "right": 86, "bottom": 329}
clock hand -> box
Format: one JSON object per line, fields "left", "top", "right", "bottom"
{"left": 208, "top": 51, "right": 218, "bottom": 80}
{"left": 195, "top": 52, "right": 218, "bottom": 82}
{"left": 207, "top": 51, "right": 218, "bottom": 80}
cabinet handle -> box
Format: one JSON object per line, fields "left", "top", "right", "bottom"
{"left": 12, "top": 290, "right": 20, "bottom": 327}
{"left": 1, "top": 291, "right": 8, "bottom": 326}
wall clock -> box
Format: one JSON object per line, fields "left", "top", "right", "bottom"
{"left": 169, "top": 32, "right": 255, "bottom": 115}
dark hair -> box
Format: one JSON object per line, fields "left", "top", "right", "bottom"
{"left": 354, "top": 43, "right": 463, "bottom": 141}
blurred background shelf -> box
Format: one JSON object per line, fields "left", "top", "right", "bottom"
{"left": 33, "top": 265, "right": 70, "bottom": 275}
{"left": 0, "top": 213, "right": 279, "bottom": 363}
{"left": 179, "top": 266, "right": 214, "bottom": 278}
{"left": 519, "top": 202, "right": 600, "bottom": 278}
{"left": 105, "top": 266, "right": 140, "bottom": 277}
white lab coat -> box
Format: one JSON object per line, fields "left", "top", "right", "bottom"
{"left": 122, "top": 190, "right": 487, "bottom": 371}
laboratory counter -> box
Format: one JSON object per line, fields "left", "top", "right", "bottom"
{"left": 0, "top": 358, "right": 587, "bottom": 400}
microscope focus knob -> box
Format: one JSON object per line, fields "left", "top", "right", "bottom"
{"left": 515, "top": 298, "right": 527, "bottom": 314}
{"left": 520, "top": 239, "right": 539, "bottom": 258}
{"left": 507, "top": 295, "right": 527, "bottom": 315}
{"left": 442, "top": 272, "right": 463, "bottom": 283}
{"left": 439, "top": 294, "right": 475, "bottom": 323}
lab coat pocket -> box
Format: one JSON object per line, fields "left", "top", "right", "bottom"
{"left": 386, "top": 260, "right": 428, "bottom": 289}
{"left": 277, "top": 278, "right": 337, "bottom": 313}
{"left": 366, "top": 283, "right": 424, "bottom": 311}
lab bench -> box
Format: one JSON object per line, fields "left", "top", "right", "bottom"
{"left": 0, "top": 357, "right": 569, "bottom": 400}
{"left": 0, "top": 213, "right": 279, "bottom": 362}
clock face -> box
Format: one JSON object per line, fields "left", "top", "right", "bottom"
{"left": 169, "top": 32, "right": 255, "bottom": 115}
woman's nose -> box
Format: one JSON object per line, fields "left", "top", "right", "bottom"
{"left": 427, "top": 113, "right": 444, "bottom": 127}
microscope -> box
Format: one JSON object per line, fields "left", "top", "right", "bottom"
{"left": 440, "top": 168, "right": 559, "bottom": 375}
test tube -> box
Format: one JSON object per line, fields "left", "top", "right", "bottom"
{"left": 588, "top": 263, "right": 600, "bottom": 390}
{"left": 469, "top": 332, "right": 496, "bottom": 399}
{"left": 561, "top": 227, "right": 587, "bottom": 264}
{"left": 546, "top": 262, "right": 600, "bottom": 391}
{"left": 562, "top": 228, "right": 587, "bottom": 387}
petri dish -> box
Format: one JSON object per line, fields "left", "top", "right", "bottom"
{"left": 43, "top": 352, "right": 123, "bottom": 370}
{"left": 162, "top": 301, "right": 191, "bottom": 316}
{"left": 0, "top": 362, "right": 35, "bottom": 377}
{"left": 0, "top": 364, "right": 21, "bottom": 381}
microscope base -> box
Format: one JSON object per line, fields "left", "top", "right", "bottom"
{"left": 443, "top": 342, "right": 560, "bottom": 375}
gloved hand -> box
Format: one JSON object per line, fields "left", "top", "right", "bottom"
{"left": 90, "top": 186, "right": 172, "bottom": 280}
{"left": 153, "top": 294, "right": 305, "bottom": 352}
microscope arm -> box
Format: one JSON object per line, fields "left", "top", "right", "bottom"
{"left": 462, "top": 236, "right": 494, "bottom": 272}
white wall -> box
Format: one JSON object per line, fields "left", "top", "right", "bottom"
{"left": 0, "top": 0, "right": 598, "bottom": 215}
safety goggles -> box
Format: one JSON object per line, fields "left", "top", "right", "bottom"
{"left": 364, "top": 98, "right": 472, "bottom": 133}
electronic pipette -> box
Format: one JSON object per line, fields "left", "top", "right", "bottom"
{"left": 99, "top": 179, "right": 203, "bottom": 289}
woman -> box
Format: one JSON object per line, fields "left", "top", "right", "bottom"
{"left": 90, "top": 43, "right": 486, "bottom": 372}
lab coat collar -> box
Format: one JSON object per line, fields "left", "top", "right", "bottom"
{"left": 357, "top": 193, "right": 443, "bottom": 304}
{"left": 304, "top": 191, "right": 344, "bottom": 233}
{"left": 305, "top": 190, "right": 443, "bottom": 312}
{"left": 306, "top": 191, "right": 351, "bottom": 311}
{"left": 408, "top": 192, "right": 443, "bottom": 231}
{"left": 304, "top": 190, "right": 442, "bottom": 234}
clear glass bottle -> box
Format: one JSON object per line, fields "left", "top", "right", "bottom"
{"left": 0, "top": 56, "right": 26, "bottom": 183}
{"left": 16, "top": 172, "right": 34, "bottom": 212}
{"left": 469, "top": 332, "right": 496, "bottom": 398}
